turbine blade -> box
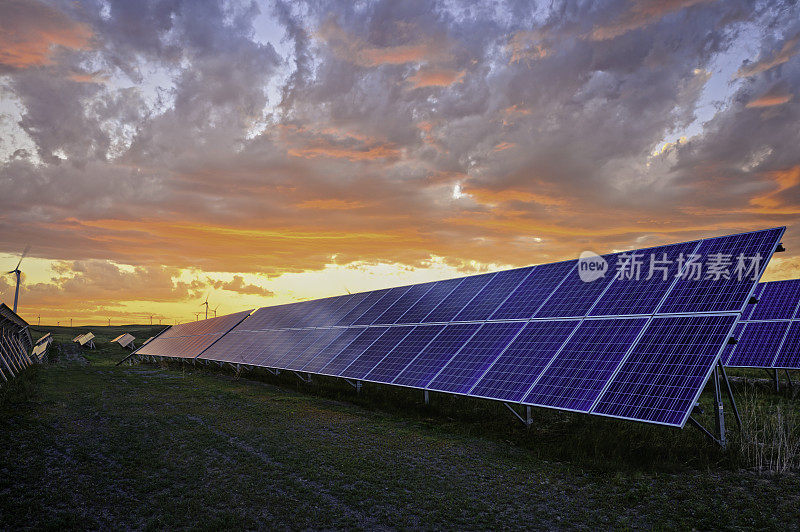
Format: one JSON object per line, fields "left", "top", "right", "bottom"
{"left": 16, "top": 244, "right": 30, "bottom": 270}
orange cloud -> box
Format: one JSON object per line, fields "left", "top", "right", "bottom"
{"left": 750, "top": 166, "right": 800, "bottom": 210}
{"left": 467, "top": 187, "right": 567, "bottom": 207}
{"left": 296, "top": 199, "right": 365, "bottom": 210}
{"left": 590, "top": 0, "right": 713, "bottom": 41}
{"left": 506, "top": 30, "right": 549, "bottom": 65}
{"left": 0, "top": 0, "right": 92, "bottom": 71}
{"left": 288, "top": 143, "right": 401, "bottom": 161}
{"left": 746, "top": 84, "right": 794, "bottom": 108}
{"left": 407, "top": 67, "right": 465, "bottom": 88}
{"left": 492, "top": 142, "right": 516, "bottom": 153}
{"left": 737, "top": 33, "right": 800, "bottom": 78}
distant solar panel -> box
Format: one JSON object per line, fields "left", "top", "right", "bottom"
{"left": 748, "top": 279, "right": 800, "bottom": 321}
{"left": 134, "top": 310, "right": 252, "bottom": 359}
{"left": 724, "top": 321, "right": 789, "bottom": 367}
{"left": 772, "top": 322, "right": 800, "bottom": 369}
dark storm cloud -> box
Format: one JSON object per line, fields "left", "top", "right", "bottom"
{"left": 1, "top": 0, "right": 799, "bottom": 288}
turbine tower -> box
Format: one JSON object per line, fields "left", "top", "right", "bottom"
{"left": 212, "top": 305, "right": 220, "bottom": 318}
{"left": 201, "top": 294, "right": 210, "bottom": 320}
{"left": 6, "top": 245, "right": 29, "bottom": 313}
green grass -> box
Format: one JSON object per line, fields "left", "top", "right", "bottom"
{"left": 1, "top": 326, "right": 799, "bottom": 529}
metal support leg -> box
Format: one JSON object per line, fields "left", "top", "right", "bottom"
{"left": 785, "top": 369, "right": 794, "bottom": 389}
{"left": 775, "top": 368, "right": 780, "bottom": 392}
{"left": 719, "top": 361, "right": 742, "bottom": 431}
{"left": 503, "top": 402, "right": 531, "bottom": 427}
{"left": 713, "top": 365, "right": 727, "bottom": 449}
{"left": 526, "top": 406, "right": 532, "bottom": 429}
{"left": 424, "top": 390, "right": 429, "bottom": 405}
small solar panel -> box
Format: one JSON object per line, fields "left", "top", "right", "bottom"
{"left": 372, "top": 282, "right": 436, "bottom": 325}
{"left": 318, "top": 327, "right": 389, "bottom": 377}
{"left": 283, "top": 328, "right": 346, "bottom": 371}
{"left": 724, "top": 321, "right": 790, "bottom": 367}
{"left": 593, "top": 314, "right": 737, "bottom": 426}
{"left": 452, "top": 268, "right": 534, "bottom": 322}
{"left": 422, "top": 273, "right": 496, "bottom": 323}
{"left": 747, "top": 280, "right": 800, "bottom": 321}
{"left": 393, "top": 324, "right": 481, "bottom": 388}
{"left": 427, "top": 322, "right": 525, "bottom": 394}
{"left": 300, "top": 328, "right": 363, "bottom": 374}
{"left": 489, "top": 261, "right": 575, "bottom": 320}
{"left": 395, "top": 278, "right": 463, "bottom": 324}
{"left": 352, "top": 286, "right": 412, "bottom": 325}
{"left": 590, "top": 241, "right": 698, "bottom": 316}
{"left": 773, "top": 322, "right": 800, "bottom": 369}
{"left": 364, "top": 325, "right": 444, "bottom": 384}
{"left": 134, "top": 310, "right": 252, "bottom": 359}
{"left": 658, "top": 228, "right": 783, "bottom": 314}
{"left": 534, "top": 256, "right": 617, "bottom": 318}
{"left": 523, "top": 318, "right": 648, "bottom": 412}
{"left": 339, "top": 326, "right": 415, "bottom": 380}
{"left": 470, "top": 320, "right": 579, "bottom": 402}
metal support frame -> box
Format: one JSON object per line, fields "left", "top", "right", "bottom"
{"left": 503, "top": 403, "right": 533, "bottom": 428}
{"left": 785, "top": 369, "right": 794, "bottom": 388}
{"left": 344, "top": 379, "right": 362, "bottom": 393}
{"left": 424, "top": 389, "right": 429, "bottom": 405}
{"left": 292, "top": 371, "right": 311, "bottom": 383}
{"left": 689, "top": 360, "right": 741, "bottom": 448}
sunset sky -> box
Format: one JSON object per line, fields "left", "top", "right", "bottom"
{"left": 1, "top": 0, "right": 799, "bottom": 326}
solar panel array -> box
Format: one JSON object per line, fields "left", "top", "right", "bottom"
{"left": 140, "top": 227, "right": 782, "bottom": 429}
{"left": 133, "top": 310, "right": 253, "bottom": 359}
{"left": 723, "top": 279, "right": 800, "bottom": 369}
{"left": 0, "top": 303, "right": 35, "bottom": 383}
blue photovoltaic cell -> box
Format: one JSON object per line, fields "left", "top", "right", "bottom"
{"left": 340, "top": 326, "right": 415, "bottom": 380}
{"left": 427, "top": 322, "right": 525, "bottom": 394}
{"left": 523, "top": 318, "right": 648, "bottom": 412}
{"left": 590, "top": 242, "right": 698, "bottom": 317}
{"left": 235, "top": 305, "right": 284, "bottom": 330}
{"left": 353, "top": 286, "right": 412, "bottom": 325}
{"left": 283, "top": 328, "right": 346, "bottom": 371}
{"left": 319, "top": 327, "right": 389, "bottom": 377}
{"left": 253, "top": 329, "right": 311, "bottom": 367}
{"left": 740, "top": 284, "right": 764, "bottom": 321}
{"left": 305, "top": 296, "right": 349, "bottom": 327}
{"left": 489, "top": 261, "right": 575, "bottom": 320}
{"left": 423, "top": 273, "right": 497, "bottom": 323}
{"left": 373, "top": 282, "right": 436, "bottom": 325}
{"left": 364, "top": 325, "right": 444, "bottom": 384}
{"left": 300, "top": 328, "right": 363, "bottom": 374}
{"left": 393, "top": 324, "right": 481, "bottom": 388}
{"left": 453, "top": 268, "right": 534, "bottom": 322}
{"left": 321, "top": 292, "right": 369, "bottom": 327}
{"left": 395, "top": 278, "right": 463, "bottom": 324}
{"left": 748, "top": 280, "right": 800, "bottom": 321}
{"left": 534, "top": 256, "right": 619, "bottom": 318}
{"left": 335, "top": 289, "right": 390, "bottom": 326}
{"left": 724, "top": 321, "right": 790, "bottom": 367}
{"left": 773, "top": 322, "right": 800, "bottom": 369}
{"left": 199, "top": 328, "right": 278, "bottom": 364}
{"left": 470, "top": 320, "right": 579, "bottom": 402}
{"left": 658, "top": 228, "right": 784, "bottom": 314}
{"left": 593, "top": 315, "right": 737, "bottom": 426}
{"left": 136, "top": 310, "right": 253, "bottom": 359}
{"left": 721, "top": 323, "right": 745, "bottom": 366}
{"left": 269, "top": 302, "right": 307, "bottom": 329}
{"left": 272, "top": 328, "right": 331, "bottom": 369}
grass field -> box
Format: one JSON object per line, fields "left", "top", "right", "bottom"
{"left": 1, "top": 325, "right": 799, "bottom": 529}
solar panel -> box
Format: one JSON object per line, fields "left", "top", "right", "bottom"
{"left": 134, "top": 310, "right": 252, "bottom": 359}
{"left": 395, "top": 278, "right": 463, "bottom": 324}
{"left": 339, "top": 326, "right": 415, "bottom": 380}
{"left": 318, "top": 327, "right": 390, "bottom": 376}
{"left": 427, "top": 322, "right": 525, "bottom": 394}
{"left": 393, "top": 324, "right": 481, "bottom": 388}
{"left": 740, "top": 283, "right": 764, "bottom": 321}
{"left": 469, "top": 320, "right": 579, "bottom": 402}
{"left": 489, "top": 261, "right": 575, "bottom": 320}
{"left": 452, "top": 268, "right": 534, "bottom": 322}
{"left": 590, "top": 241, "right": 698, "bottom": 316}
{"left": 372, "top": 282, "right": 436, "bottom": 325}
{"left": 363, "top": 325, "right": 444, "bottom": 384}
{"left": 533, "top": 256, "right": 617, "bottom": 318}
{"left": 658, "top": 228, "right": 783, "bottom": 314}
{"left": 283, "top": 328, "right": 346, "bottom": 371}
{"left": 724, "top": 321, "right": 790, "bottom": 367}
{"left": 179, "top": 227, "right": 784, "bottom": 436}
{"left": 523, "top": 318, "right": 648, "bottom": 412}
{"left": 352, "top": 286, "right": 412, "bottom": 325}
{"left": 592, "top": 315, "right": 738, "bottom": 426}
{"left": 422, "top": 273, "right": 496, "bottom": 323}
{"left": 748, "top": 279, "right": 800, "bottom": 321}
{"left": 772, "top": 322, "right": 800, "bottom": 369}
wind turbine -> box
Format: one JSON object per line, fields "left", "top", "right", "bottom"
{"left": 37, "top": 315, "right": 41, "bottom": 326}
{"left": 201, "top": 294, "right": 210, "bottom": 320}
{"left": 107, "top": 318, "right": 111, "bottom": 326}
{"left": 6, "top": 245, "right": 29, "bottom": 313}
{"left": 194, "top": 312, "right": 202, "bottom": 321}
{"left": 212, "top": 305, "right": 220, "bottom": 318}
{"left": 149, "top": 315, "right": 154, "bottom": 325}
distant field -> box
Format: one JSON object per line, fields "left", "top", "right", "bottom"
{"left": 1, "top": 326, "right": 798, "bottom": 529}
